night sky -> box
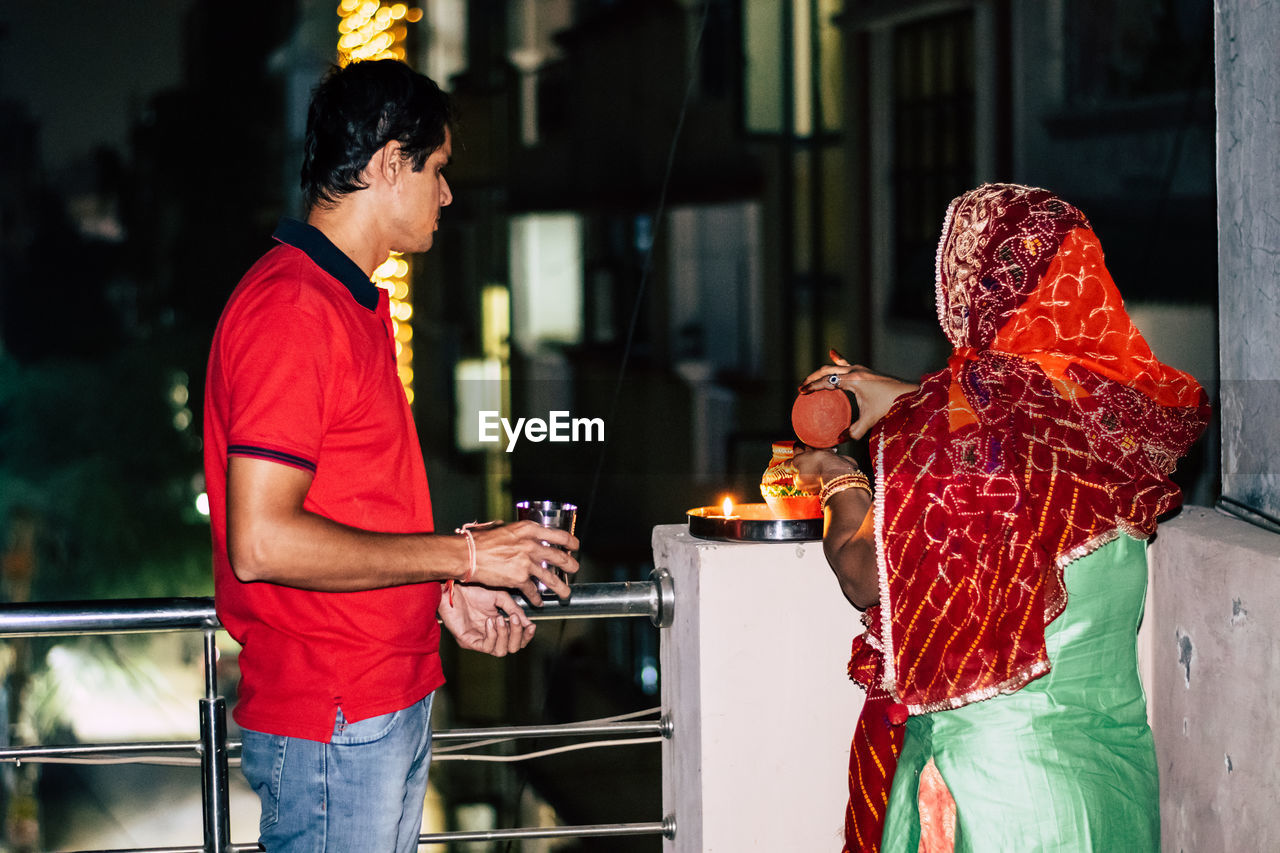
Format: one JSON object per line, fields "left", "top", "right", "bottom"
{"left": 0, "top": 0, "right": 193, "bottom": 171}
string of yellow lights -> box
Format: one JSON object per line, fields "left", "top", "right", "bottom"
{"left": 336, "top": 1, "right": 423, "bottom": 65}
{"left": 373, "top": 253, "right": 415, "bottom": 403}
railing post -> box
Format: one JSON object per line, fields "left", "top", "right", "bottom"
{"left": 199, "top": 629, "right": 231, "bottom": 853}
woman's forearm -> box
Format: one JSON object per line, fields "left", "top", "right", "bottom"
{"left": 822, "top": 487, "right": 878, "bottom": 609}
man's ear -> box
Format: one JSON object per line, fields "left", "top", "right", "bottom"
{"left": 366, "top": 140, "right": 404, "bottom": 188}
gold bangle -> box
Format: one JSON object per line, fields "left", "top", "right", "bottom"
{"left": 819, "top": 472, "right": 871, "bottom": 509}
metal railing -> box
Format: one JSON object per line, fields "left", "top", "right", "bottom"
{"left": 0, "top": 569, "right": 676, "bottom": 853}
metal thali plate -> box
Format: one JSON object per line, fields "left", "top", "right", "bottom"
{"left": 686, "top": 504, "right": 822, "bottom": 542}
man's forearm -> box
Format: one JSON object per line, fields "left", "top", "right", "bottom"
{"left": 224, "top": 456, "right": 575, "bottom": 599}
{"left": 225, "top": 455, "right": 465, "bottom": 591}
{"left": 228, "top": 506, "right": 465, "bottom": 591}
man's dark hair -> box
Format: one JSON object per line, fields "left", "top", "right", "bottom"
{"left": 301, "top": 59, "right": 453, "bottom": 210}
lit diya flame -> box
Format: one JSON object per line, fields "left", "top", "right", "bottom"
{"left": 721, "top": 496, "right": 735, "bottom": 517}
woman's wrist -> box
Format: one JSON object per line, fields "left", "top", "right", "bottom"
{"left": 820, "top": 470, "right": 872, "bottom": 509}
{"left": 817, "top": 461, "right": 861, "bottom": 479}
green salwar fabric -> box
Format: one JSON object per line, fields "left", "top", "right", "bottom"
{"left": 881, "top": 534, "right": 1159, "bottom": 852}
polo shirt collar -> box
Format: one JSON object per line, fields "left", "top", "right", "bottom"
{"left": 273, "top": 217, "right": 380, "bottom": 312}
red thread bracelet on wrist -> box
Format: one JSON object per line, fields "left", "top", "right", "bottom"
{"left": 445, "top": 521, "right": 490, "bottom": 606}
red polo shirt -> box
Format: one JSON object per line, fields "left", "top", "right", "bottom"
{"left": 204, "top": 218, "right": 443, "bottom": 742}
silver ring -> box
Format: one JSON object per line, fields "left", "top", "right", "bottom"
{"left": 826, "top": 373, "right": 841, "bottom": 386}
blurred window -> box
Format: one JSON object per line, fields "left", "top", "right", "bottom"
{"left": 508, "top": 213, "right": 584, "bottom": 354}
{"left": 667, "top": 202, "right": 764, "bottom": 376}
{"left": 890, "top": 10, "right": 976, "bottom": 321}
{"left": 1064, "top": 0, "right": 1212, "bottom": 103}
{"left": 421, "top": 0, "right": 468, "bottom": 89}
{"left": 742, "top": 0, "right": 845, "bottom": 136}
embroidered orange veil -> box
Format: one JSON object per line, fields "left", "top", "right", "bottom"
{"left": 842, "top": 184, "right": 1210, "bottom": 851}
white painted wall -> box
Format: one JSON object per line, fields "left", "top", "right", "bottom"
{"left": 653, "top": 524, "right": 866, "bottom": 852}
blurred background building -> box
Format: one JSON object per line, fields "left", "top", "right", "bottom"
{"left": 0, "top": 0, "right": 1218, "bottom": 849}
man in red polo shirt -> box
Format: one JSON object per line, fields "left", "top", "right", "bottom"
{"left": 203, "top": 60, "right": 578, "bottom": 852}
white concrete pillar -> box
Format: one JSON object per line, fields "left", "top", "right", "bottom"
{"left": 653, "top": 524, "right": 866, "bottom": 851}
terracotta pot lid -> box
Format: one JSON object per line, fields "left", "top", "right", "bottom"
{"left": 791, "top": 389, "right": 853, "bottom": 448}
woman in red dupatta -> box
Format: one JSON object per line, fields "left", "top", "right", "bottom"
{"left": 796, "top": 184, "right": 1209, "bottom": 852}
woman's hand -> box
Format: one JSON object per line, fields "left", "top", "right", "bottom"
{"left": 799, "top": 349, "right": 919, "bottom": 439}
{"left": 791, "top": 446, "right": 863, "bottom": 493}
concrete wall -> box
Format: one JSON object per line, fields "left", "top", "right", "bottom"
{"left": 1148, "top": 508, "right": 1280, "bottom": 852}
{"left": 1144, "top": 6, "right": 1280, "bottom": 850}
{"left": 1216, "top": 0, "right": 1280, "bottom": 521}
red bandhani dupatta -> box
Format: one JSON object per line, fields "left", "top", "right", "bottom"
{"left": 842, "top": 184, "right": 1210, "bottom": 852}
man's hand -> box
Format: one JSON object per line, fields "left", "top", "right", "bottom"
{"left": 438, "top": 583, "right": 536, "bottom": 657}
{"left": 468, "top": 522, "right": 580, "bottom": 606}
{"left": 799, "top": 349, "right": 920, "bottom": 439}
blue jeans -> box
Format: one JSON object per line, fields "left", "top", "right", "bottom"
{"left": 239, "top": 693, "right": 435, "bottom": 853}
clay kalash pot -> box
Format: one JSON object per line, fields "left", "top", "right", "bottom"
{"left": 759, "top": 440, "right": 821, "bottom": 519}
